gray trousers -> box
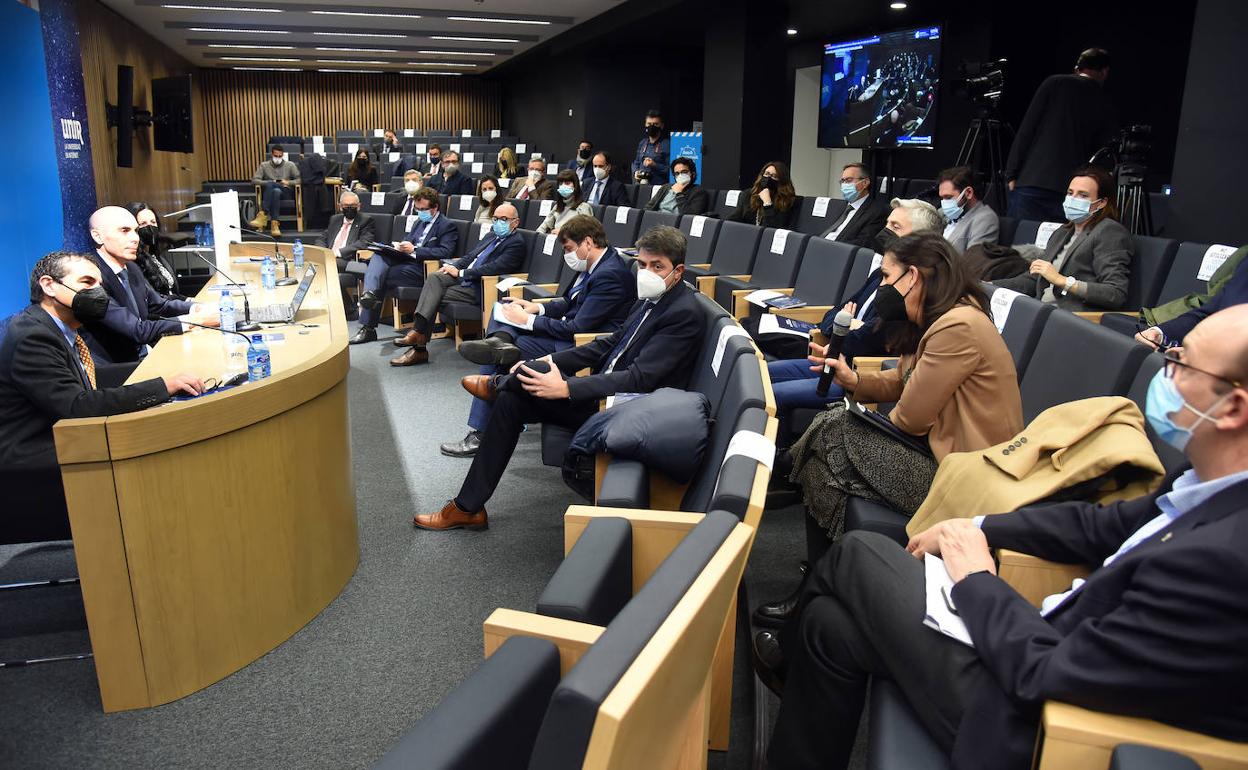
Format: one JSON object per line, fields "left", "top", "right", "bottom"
{"left": 413, "top": 271, "right": 478, "bottom": 336}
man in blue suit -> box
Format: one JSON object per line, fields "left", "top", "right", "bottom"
{"left": 353, "top": 187, "right": 459, "bottom": 345}
{"left": 763, "top": 305, "right": 1248, "bottom": 770}
{"left": 563, "top": 139, "right": 595, "bottom": 185}
{"left": 425, "top": 149, "right": 474, "bottom": 197}
{"left": 389, "top": 202, "right": 526, "bottom": 366}
{"left": 443, "top": 215, "right": 637, "bottom": 457}
{"left": 415, "top": 225, "right": 706, "bottom": 531}
{"left": 582, "top": 151, "right": 631, "bottom": 208}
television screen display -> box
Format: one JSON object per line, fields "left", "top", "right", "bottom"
{"left": 152, "top": 74, "right": 194, "bottom": 153}
{"left": 818, "top": 25, "right": 941, "bottom": 149}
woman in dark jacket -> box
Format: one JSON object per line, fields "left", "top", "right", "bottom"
{"left": 124, "top": 201, "right": 185, "bottom": 299}
{"left": 644, "top": 156, "right": 711, "bottom": 216}
{"left": 728, "top": 160, "right": 798, "bottom": 229}
{"left": 345, "top": 149, "right": 380, "bottom": 193}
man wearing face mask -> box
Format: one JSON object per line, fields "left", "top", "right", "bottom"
{"left": 875, "top": 197, "right": 946, "bottom": 254}
{"left": 388, "top": 203, "right": 525, "bottom": 365}
{"left": 564, "top": 139, "right": 595, "bottom": 185}
{"left": 415, "top": 225, "right": 705, "bottom": 531}
{"left": 508, "top": 157, "right": 553, "bottom": 201}
{"left": 390, "top": 170, "right": 424, "bottom": 215}
{"left": 819, "top": 163, "right": 891, "bottom": 249}
{"left": 426, "top": 150, "right": 474, "bottom": 196}
{"left": 582, "top": 151, "right": 630, "bottom": 207}
{"left": 937, "top": 165, "right": 999, "bottom": 254}
{"left": 644, "top": 156, "right": 711, "bottom": 216}
{"left": 767, "top": 305, "right": 1248, "bottom": 770}
{"left": 317, "top": 191, "right": 377, "bottom": 316}
{"left": 632, "top": 109, "right": 670, "bottom": 183}
{"left": 250, "top": 144, "right": 301, "bottom": 236}
{"left": 446, "top": 215, "right": 636, "bottom": 457}
{"left": 420, "top": 144, "right": 443, "bottom": 179}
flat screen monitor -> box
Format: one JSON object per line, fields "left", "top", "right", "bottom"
{"left": 152, "top": 74, "right": 194, "bottom": 153}
{"left": 818, "top": 24, "right": 941, "bottom": 149}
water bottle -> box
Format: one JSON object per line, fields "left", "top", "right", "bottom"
{"left": 261, "top": 254, "right": 276, "bottom": 290}
{"left": 195, "top": 223, "right": 205, "bottom": 245}
{"left": 205, "top": 225, "right": 215, "bottom": 247}
{"left": 218, "top": 289, "right": 236, "bottom": 333}
{"left": 247, "top": 334, "right": 271, "bottom": 382}
{"left": 292, "top": 239, "right": 304, "bottom": 272}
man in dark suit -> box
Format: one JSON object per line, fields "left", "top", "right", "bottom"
{"left": 819, "top": 163, "right": 891, "bottom": 250}
{"left": 507, "top": 157, "right": 553, "bottom": 202}
{"left": 582, "top": 151, "right": 630, "bottom": 208}
{"left": 444, "top": 215, "right": 637, "bottom": 457}
{"left": 0, "top": 253, "right": 204, "bottom": 538}
{"left": 762, "top": 305, "right": 1248, "bottom": 770}
{"left": 415, "top": 225, "right": 706, "bottom": 531}
{"left": 426, "top": 150, "right": 474, "bottom": 197}
{"left": 564, "top": 139, "right": 595, "bottom": 185}
{"left": 353, "top": 188, "right": 460, "bottom": 345}
{"left": 317, "top": 191, "right": 377, "bottom": 266}
{"left": 389, "top": 202, "right": 526, "bottom": 366}
{"left": 390, "top": 170, "right": 424, "bottom": 215}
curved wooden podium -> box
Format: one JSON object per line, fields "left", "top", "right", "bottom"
{"left": 53, "top": 243, "right": 358, "bottom": 712}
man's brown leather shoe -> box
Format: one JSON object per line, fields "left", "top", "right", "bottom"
{"left": 390, "top": 347, "right": 429, "bottom": 366}
{"left": 393, "top": 329, "right": 428, "bottom": 348}
{"left": 461, "top": 374, "right": 497, "bottom": 402}
{"left": 414, "top": 499, "right": 488, "bottom": 531}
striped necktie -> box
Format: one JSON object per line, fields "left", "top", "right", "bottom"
{"left": 74, "top": 334, "right": 97, "bottom": 388}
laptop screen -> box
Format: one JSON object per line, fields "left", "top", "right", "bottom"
{"left": 287, "top": 263, "right": 318, "bottom": 314}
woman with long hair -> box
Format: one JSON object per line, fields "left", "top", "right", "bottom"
{"left": 472, "top": 175, "right": 504, "bottom": 224}
{"left": 494, "top": 147, "right": 519, "bottom": 184}
{"left": 728, "top": 160, "right": 798, "bottom": 229}
{"left": 123, "top": 201, "right": 185, "bottom": 299}
{"left": 346, "top": 148, "right": 379, "bottom": 193}
{"left": 537, "top": 169, "right": 593, "bottom": 234}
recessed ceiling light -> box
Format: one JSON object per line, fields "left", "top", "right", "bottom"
{"left": 207, "top": 43, "right": 294, "bottom": 49}
{"left": 890, "top": 1, "right": 907, "bottom": 7}
{"left": 403, "top": 61, "right": 476, "bottom": 68}
{"left": 220, "top": 56, "right": 299, "bottom": 61}
{"left": 163, "top": 4, "right": 282, "bottom": 11}
{"left": 318, "top": 68, "right": 384, "bottom": 73}
{"left": 316, "top": 59, "right": 389, "bottom": 65}
{"left": 315, "top": 47, "right": 398, "bottom": 53}
{"left": 232, "top": 66, "right": 301, "bottom": 71}
{"left": 430, "top": 35, "right": 519, "bottom": 43}
{"left": 446, "top": 16, "right": 551, "bottom": 25}
{"left": 309, "top": 10, "right": 420, "bottom": 19}
{"left": 787, "top": 28, "right": 797, "bottom": 36}
{"left": 313, "top": 31, "right": 406, "bottom": 39}
{"left": 191, "top": 27, "right": 288, "bottom": 33}
{"left": 416, "top": 50, "right": 495, "bottom": 56}
{"left": 400, "top": 71, "right": 462, "bottom": 76}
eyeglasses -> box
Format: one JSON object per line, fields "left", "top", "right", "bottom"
{"left": 839, "top": 177, "right": 864, "bottom": 184}
{"left": 491, "top": 216, "right": 514, "bottom": 223}
{"left": 1161, "top": 348, "right": 1242, "bottom": 388}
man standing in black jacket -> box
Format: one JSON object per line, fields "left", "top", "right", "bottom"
{"left": 1005, "top": 48, "right": 1116, "bottom": 222}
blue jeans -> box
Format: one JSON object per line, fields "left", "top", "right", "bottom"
{"left": 466, "top": 320, "right": 574, "bottom": 431}
{"left": 359, "top": 251, "right": 426, "bottom": 328}
{"left": 769, "top": 358, "right": 843, "bottom": 444}
{"left": 261, "top": 181, "right": 293, "bottom": 219}
{"left": 1006, "top": 185, "right": 1065, "bottom": 223}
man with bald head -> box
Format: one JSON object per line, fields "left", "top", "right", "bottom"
{"left": 390, "top": 202, "right": 526, "bottom": 366}
{"left": 764, "top": 305, "right": 1248, "bottom": 769}
{"left": 85, "top": 206, "right": 215, "bottom": 364}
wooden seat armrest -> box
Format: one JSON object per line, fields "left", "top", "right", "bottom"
{"left": 1073, "top": 311, "right": 1135, "bottom": 326}
{"left": 732, "top": 284, "right": 785, "bottom": 321}
{"left": 482, "top": 608, "right": 604, "bottom": 677}
{"left": 533, "top": 297, "right": 560, "bottom": 304}
{"left": 532, "top": 282, "right": 559, "bottom": 292}
{"left": 574, "top": 332, "right": 609, "bottom": 347}
{"left": 770, "top": 304, "right": 832, "bottom": 324}
{"left": 689, "top": 263, "right": 712, "bottom": 270}
{"left": 354, "top": 249, "right": 373, "bottom": 261}
{"left": 564, "top": 506, "right": 707, "bottom": 592}
{"left": 997, "top": 550, "right": 1092, "bottom": 609}
{"left": 697, "top": 275, "right": 717, "bottom": 298}
{"left": 424, "top": 259, "right": 441, "bottom": 278}
{"left": 852, "top": 356, "right": 898, "bottom": 376}
{"left": 811, "top": 329, "right": 828, "bottom": 346}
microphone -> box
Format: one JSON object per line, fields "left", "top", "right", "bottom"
{"left": 182, "top": 320, "right": 254, "bottom": 342}
{"left": 815, "top": 310, "right": 854, "bottom": 398}
{"left": 228, "top": 225, "right": 297, "bottom": 286}
{"left": 186, "top": 250, "right": 262, "bottom": 332}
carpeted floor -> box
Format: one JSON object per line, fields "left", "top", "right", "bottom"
{"left": 0, "top": 326, "right": 812, "bottom": 769}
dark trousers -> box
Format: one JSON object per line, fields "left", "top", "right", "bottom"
{"left": 412, "top": 272, "right": 479, "bottom": 336}
{"left": 1006, "top": 186, "right": 1065, "bottom": 223}
{"left": 360, "top": 251, "right": 427, "bottom": 328}
{"left": 769, "top": 531, "right": 990, "bottom": 770}
{"left": 455, "top": 362, "right": 596, "bottom": 512}
{"left": 260, "top": 181, "right": 293, "bottom": 219}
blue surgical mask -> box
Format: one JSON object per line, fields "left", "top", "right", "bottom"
{"left": 940, "top": 194, "right": 965, "bottom": 222}
{"left": 1063, "top": 195, "right": 1094, "bottom": 223}
{"left": 558, "top": 185, "right": 575, "bottom": 198}
{"left": 841, "top": 182, "right": 860, "bottom": 202}
{"left": 1145, "top": 368, "right": 1229, "bottom": 451}
{"left": 417, "top": 209, "right": 433, "bottom": 224}
{"left": 492, "top": 219, "right": 511, "bottom": 238}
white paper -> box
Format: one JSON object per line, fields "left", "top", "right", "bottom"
{"left": 745, "top": 289, "right": 785, "bottom": 307}
{"left": 388, "top": 151, "right": 399, "bottom": 162}
{"left": 650, "top": 185, "right": 662, "bottom": 199}
{"left": 450, "top": 143, "right": 461, "bottom": 152}
{"left": 1035, "top": 221, "right": 1063, "bottom": 249}
{"left": 472, "top": 162, "right": 484, "bottom": 174}
{"left": 540, "top": 199, "right": 555, "bottom": 216}
{"left": 516, "top": 143, "right": 527, "bottom": 154}
{"left": 491, "top": 129, "right": 501, "bottom": 139}
{"left": 416, "top": 143, "right": 427, "bottom": 154}
{"left": 464, "top": 152, "right": 476, "bottom": 163}
{"left": 725, "top": 189, "right": 741, "bottom": 207}
{"left": 373, "top": 128, "right": 384, "bottom": 137}
{"left": 403, "top": 129, "right": 414, "bottom": 138}
{"left": 547, "top": 162, "right": 558, "bottom": 176}
{"left": 990, "top": 288, "right": 1022, "bottom": 333}
{"left": 347, "top": 142, "right": 359, "bottom": 156}
{"left": 758, "top": 313, "right": 812, "bottom": 338}
{"left": 462, "top": 129, "right": 472, "bottom": 138}
{"left": 770, "top": 229, "right": 790, "bottom": 255}
{"left": 690, "top": 215, "right": 706, "bottom": 238}
{"left": 370, "top": 191, "right": 385, "bottom": 206}
{"left": 313, "top": 134, "right": 323, "bottom": 144}
{"left": 870, "top": 252, "right": 884, "bottom": 273}
{"left": 491, "top": 301, "right": 529, "bottom": 329}
{"left": 405, "top": 214, "right": 417, "bottom": 233}
{"left": 1197, "top": 244, "right": 1236, "bottom": 281}
{"left": 495, "top": 276, "right": 528, "bottom": 291}
{"left": 614, "top": 207, "right": 629, "bottom": 224}
{"left": 710, "top": 325, "right": 751, "bottom": 376}
{"left": 721, "top": 430, "right": 775, "bottom": 469}
{"left": 459, "top": 196, "right": 473, "bottom": 211}
{"left": 812, "top": 196, "right": 831, "bottom": 218}
{"left": 542, "top": 233, "right": 557, "bottom": 255}
{"left": 923, "top": 555, "right": 975, "bottom": 648}
{"left": 312, "top": 137, "right": 325, "bottom": 155}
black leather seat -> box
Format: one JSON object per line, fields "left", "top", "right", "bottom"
{"left": 638, "top": 210, "right": 679, "bottom": 235}
{"left": 536, "top": 517, "right": 632, "bottom": 627}
{"left": 866, "top": 678, "right": 950, "bottom": 770}
{"left": 1154, "top": 241, "right": 1215, "bottom": 305}
{"left": 602, "top": 206, "right": 642, "bottom": 248}
{"left": 678, "top": 214, "right": 722, "bottom": 265}
{"left": 793, "top": 195, "right": 848, "bottom": 236}
{"left": 683, "top": 220, "right": 762, "bottom": 285}
{"left": 1126, "top": 235, "right": 1180, "bottom": 310}
{"left": 714, "top": 229, "right": 810, "bottom": 312}
{"left": 1110, "top": 744, "right": 1200, "bottom": 770}
{"left": 990, "top": 289, "right": 1055, "bottom": 381}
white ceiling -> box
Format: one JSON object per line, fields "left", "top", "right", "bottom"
{"left": 101, "top": 0, "right": 628, "bottom": 74}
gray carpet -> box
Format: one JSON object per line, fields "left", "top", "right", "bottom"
{"left": 0, "top": 325, "right": 810, "bottom": 769}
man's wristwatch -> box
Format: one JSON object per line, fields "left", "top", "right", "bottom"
{"left": 1061, "top": 275, "right": 1076, "bottom": 295}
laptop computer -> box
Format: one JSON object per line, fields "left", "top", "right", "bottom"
{"left": 237, "top": 263, "right": 318, "bottom": 323}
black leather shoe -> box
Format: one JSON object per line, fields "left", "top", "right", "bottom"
{"left": 752, "top": 630, "right": 786, "bottom": 696}
{"left": 440, "top": 431, "right": 482, "bottom": 458}
{"left": 753, "top": 572, "right": 808, "bottom": 629}
{"left": 349, "top": 326, "right": 378, "bottom": 345}
{"left": 459, "top": 336, "right": 523, "bottom": 367}
{"left": 358, "top": 291, "right": 382, "bottom": 312}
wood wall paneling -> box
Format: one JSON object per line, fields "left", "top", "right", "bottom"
{"left": 198, "top": 70, "right": 501, "bottom": 181}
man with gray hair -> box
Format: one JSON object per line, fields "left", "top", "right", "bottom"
{"left": 317, "top": 191, "right": 377, "bottom": 320}
{"left": 877, "top": 197, "right": 946, "bottom": 253}
{"left": 819, "top": 163, "right": 891, "bottom": 249}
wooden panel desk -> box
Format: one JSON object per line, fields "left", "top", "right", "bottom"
{"left": 53, "top": 243, "right": 358, "bottom": 713}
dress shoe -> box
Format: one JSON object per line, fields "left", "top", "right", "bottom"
{"left": 459, "top": 336, "right": 523, "bottom": 367}
{"left": 270, "top": 220, "right": 281, "bottom": 237}
{"left": 752, "top": 630, "right": 786, "bottom": 696}
{"left": 393, "top": 329, "right": 428, "bottom": 348}
{"left": 390, "top": 347, "right": 429, "bottom": 366}
{"left": 358, "top": 291, "right": 382, "bottom": 312}
{"left": 349, "top": 326, "right": 377, "bottom": 345}
{"left": 414, "top": 499, "right": 488, "bottom": 531}
{"left": 440, "top": 431, "right": 482, "bottom": 458}
{"left": 753, "top": 572, "right": 809, "bottom": 629}
{"left": 461, "top": 374, "right": 497, "bottom": 402}
{"left": 249, "top": 211, "right": 269, "bottom": 229}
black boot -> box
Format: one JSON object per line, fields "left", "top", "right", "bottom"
{"left": 753, "top": 569, "right": 810, "bottom": 629}
{"left": 752, "top": 629, "right": 786, "bottom": 696}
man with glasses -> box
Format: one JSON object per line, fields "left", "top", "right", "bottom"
{"left": 820, "top": 163, "right": 890, "bottom": 249}
{"left": 389, "top": 203, "right": 525, "bottom": 366}
{"left": 763, "top": 305, "right": 1248, "bottom": 769}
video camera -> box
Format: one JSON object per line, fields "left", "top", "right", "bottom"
{"left": 953, "top": 59, "right": 1008, "bottom": 106}
{"left": 1114, "top": 125, "right": 1152, "bottom": 165}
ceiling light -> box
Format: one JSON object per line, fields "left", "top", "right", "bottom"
{"left": 318, "top": 68, "right": 383, "bottom": 73}
{"left": 315, "top": 47, "right": 398, "bottom": 53}
{"left": 220, "top": 56, "right": 299, "bottom": 61}
{"left": 232, "top": 66, "right": 301, "bottom": 71}
{"left": 430, "top": 35, "right": 518, "bottom": 43}
{"left": 890, "top": 1, "right": 907, "bottom": 7}
{"left": 404, "top": 61, "right": 476, "bottom": 68}
{"left": 313, "top": 31, "right": 406, "bottom": 39}
{"left": 191, "top": 27, "right": 288, "bottom": 33}
{"left": 208, "top": 43, "right": 294, "bottom": 49}
{"left": 400, "top": 71, "right": 462, "bottom": 76}
{"left": 309, "top": 10, "right": 420, "bottom": 19}
{"left": 163, "top": 4, "right": 282, "bottom": 11}
{"left": 316, "top": 59, "right": 388, "bottom": 65}
{"left": 787, "top": 28, "right": 797, "bottom": 36}
{"left": 446, "top": 16, "right": 551, "bottom": 26}
{"left": 416, "top": 50, "right": 495, "bottom": 56}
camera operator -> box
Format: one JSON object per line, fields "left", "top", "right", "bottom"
{"left": 1004, "top": 48, "right": 1116, "bottom": 222}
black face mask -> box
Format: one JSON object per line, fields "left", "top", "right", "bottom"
{"left": 761, "top": 176, "right": 779, "bottom": 193}
{"left": 874, "top": 271, "right": 914, "bottom": 325}
{"left": 137, "top": 225, "right": 159, "bottom": 246}
{"left": 578, "top": 148, "right": 591, "bottom": 160}
{"left": 56, "top": 281, "right": 110, "bottom": 323}
{"left": 875, "top": 227, "right": 900, "bottom": 251}
{"left": 342, "top": 206, "right": 359, "bottom": 220}
{"left": 646, "top": 125, "right": 661, "bottom": 138}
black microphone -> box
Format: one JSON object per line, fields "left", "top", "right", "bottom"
{"left": 229, "top": 225, "right": 299, "bottom": 286}
{"left": 815, "top": 310, "right": 854, "bottom": 398}
{"left": 186, "top": 250, "right": 262, "bottom": 332}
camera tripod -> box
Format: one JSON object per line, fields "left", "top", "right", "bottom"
{"left": 954, "top": 105, "right": 1013, "bottom": 214}
{"left": 1116, "top": 162, "right": 1153, "bottom": 236}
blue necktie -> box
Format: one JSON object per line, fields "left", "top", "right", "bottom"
{"left": 409, "top": 219, "right": 431, "bottom": 245}
{"left": 603, "top": 302, "right": 653, "bottom": 373}
{"left": 462, "top": 237, "right": 502, "bottom": 286}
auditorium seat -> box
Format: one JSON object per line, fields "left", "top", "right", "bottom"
{"left": 602, "top": 206, "right": 642, "bottom": 248}
{"left": 997, "top": 215, "right": 1019, "bottom": 248}
{"left": 989, "top": 289, "right": 1055, "bottom": 381}
{"left": 360, "top": 191, "right": 401, "bottom": 214}
{"left": 620, "top": 184, "right": 641, "bottom": 207}
{"left": 793, "top": 195, "right": 848, "bottom": 236}
{"left": 635, "top": 183, "right": 658, "bottom": 205}
{"left": 1011, "top": 219, "right": 1042, "bottom": 247}
{"left": 1154, "top": 241, "right": 1220, "bottom": 305}
{"left": 754, "top": 239, "right": 863, "bottom": 324}
{"left": 865, "top": 678, "right": 949, "bottom": 770}
{"left": 1126, "top": 235, "right": 1180, "bottom": 310}
{"left": 637, "top": 210, "right": 679, "bottom": 234}
{"left": 903, "top": 178, "right": 937, "bottom": 200}
{"left": 714, "top": 228, "right": 810, "bottom": 316}
{"left": 677, "top": 214, "right": 721, "bottom": 265}
{"left": 685, "top": 220, "right": 763, "bottom": 290}
{"left": 447, "top": 194, "right": 477, "bottom": 221}
{"left": 523, "top": 199, "right": 556, "bottom": 231}
{"left": 713, "top": 189, "right": 743, "bottom": 220}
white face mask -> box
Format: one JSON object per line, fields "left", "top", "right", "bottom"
{"left": 481, "top": 189, "right": 498, "bottom": 202}
{"left": 271, "top": 156, "right": 284, "bottom": 165}
{"left": 636, "top": 266, "right": 674, "bottom": 300}
{"left": 593, "top": 166, "right": 608, "bottom": 181}
{"left": 405, "top": 180, "right": 420, "bottom": 194}
{"left": 675, "top": 173, "right": 692, "bottom": 186}
{"left": 529, "top": 169, "right": 543, "bottom": 182}
{"left": 563, "top": 246, "right": 589, "bottom": 272}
